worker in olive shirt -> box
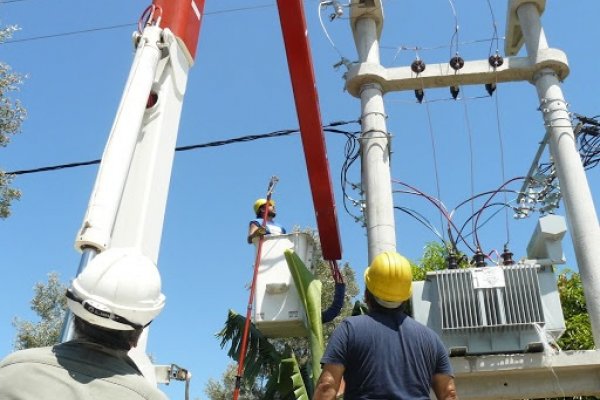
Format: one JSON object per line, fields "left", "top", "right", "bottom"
{"left": 0, "top": 248, "right": 168, "bottom": 400}
{"left": 314, "top": 251, "right": 458, "bottom": 400}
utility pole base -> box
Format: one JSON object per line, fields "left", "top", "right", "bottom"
{"left": 452, "top": 350, "right": 600, "bottom": 399}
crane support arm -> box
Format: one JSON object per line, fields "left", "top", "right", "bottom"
{"left": 276, "top": 0, "right": 342, "bottom": 261}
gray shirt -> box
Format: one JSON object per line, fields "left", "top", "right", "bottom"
{"left": 0, "top": 340, "right": 167, "bottom": 400}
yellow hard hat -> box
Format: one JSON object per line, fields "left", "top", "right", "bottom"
{"left": 364, "top": 251, "right": 413, "bottom": 303}
{"left": 253, "top": 198, "right": 275, "bottom": 214}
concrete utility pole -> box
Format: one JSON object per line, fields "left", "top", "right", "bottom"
{"left": 350, "top": 2, "right": 397, "bottom": 263}
{"left": 517, "top": 2, "right": 600, "bottom": 347}
{"left": 346, "top": 0, "right": 600, "bottom": 397}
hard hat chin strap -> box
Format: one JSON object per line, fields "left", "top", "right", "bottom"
{"left": 66, "top": 290, "right": 149, "bottom": 330}
{"left": 373, "top": 295, "right": 403, "bottom": 309}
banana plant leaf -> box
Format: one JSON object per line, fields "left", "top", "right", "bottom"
{"left": 284, "top": 249, "right": 324, "bottom": 387}
{"left": 217, "top": 309, "right": 282, "bottom": 383}
{"left": 277, "top": 350, "right": 310, "bottom": 400}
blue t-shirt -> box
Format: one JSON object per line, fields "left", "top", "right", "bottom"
{"left": 321, "top": 310, "right": 452, "bottom": 400}
{"left": 250, "top": 219, "right": 286, "bottom": 235}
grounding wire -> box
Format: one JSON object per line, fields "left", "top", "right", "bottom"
{"left": 317, "top": 1, "right": 346, "bottom": 61}
{"left": 458, "top": 85, "right": 478, "bottom": 249}
{"left": 447, "top": 0, "right": 460, "bottom": 58}
{"left": 421, "top": 77, "right": 446, "bottom": 241}
{"left": 485, "top": 0, "right": 510, "bottom": 245}
{"left": 491, "top": 73, "right": 511, "bottom": 246}
{"left": 485, "top": 0, "right": 500, "bottom": 56}
{"left": 394, "top": 206, "right": 446, "bottom": 243}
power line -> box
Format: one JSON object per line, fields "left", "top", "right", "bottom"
{"left": 6, "top": 120, "right": 359, "bottom": 176}
{"left": 0, "top": 24, "right": 135, "bottom": 44}
{"left": 0, "top": 4, "right": 275, "bottom": 45}
{"left": 205, "top": 3, "right": 273, "bottom": 15}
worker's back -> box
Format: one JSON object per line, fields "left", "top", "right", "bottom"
{"left": 324, "top": 310, "right": 451, "bottom": 400}
{"left": 0, "top": 340, "right": 167, "bottom": 400}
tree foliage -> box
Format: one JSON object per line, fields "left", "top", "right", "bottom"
{"left": 204, "top": 363, "right": 266, "bottom": 400}
{"left": 413, "top": 241, "right": 469, "bottom": 281}
{"left": 0, "top": 25, "right": 26, "bottom": 219}
{"left": 13, "top": 272, "right": 67, "bottom": 350}
{"left": 556, "top": 270, "right": 593, "bottom": 351}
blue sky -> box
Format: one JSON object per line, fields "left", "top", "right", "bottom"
{"left": 1, "top": 0, "right": 599, "bottom": 398}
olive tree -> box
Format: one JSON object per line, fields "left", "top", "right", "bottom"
{"left": 0, "top": 25, "right": 26, "bottom": 218}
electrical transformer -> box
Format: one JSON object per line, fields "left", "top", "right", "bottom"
{"left": 412, "top": 264, "right": 566, "bottom": 355}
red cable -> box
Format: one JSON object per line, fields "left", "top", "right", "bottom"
{"left": 329, "top": 260, "right": 344, "bottom": 284}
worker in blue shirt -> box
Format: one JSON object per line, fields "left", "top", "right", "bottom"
{"left": 247, "top": 198, "right": 286, "bottom": 244}
{"left": 314, "top": 251, "right": 458, "bottom": 400}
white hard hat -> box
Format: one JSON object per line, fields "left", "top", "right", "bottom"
{"left": 67, "top": 247, "right": 166, "bottom": 331}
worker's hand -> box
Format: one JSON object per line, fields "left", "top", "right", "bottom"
{"left": 249, "top": 227, "right": 267, "bottom": 240}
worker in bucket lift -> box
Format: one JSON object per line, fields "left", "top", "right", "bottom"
{"left": 247, "top": 198, "right": 286, "bottom": 244}
{"left": 0, "top": 248, "right": 168, "bottom": 400}
{"left": 314, "top": 251, "right": 458, "bottom": 400}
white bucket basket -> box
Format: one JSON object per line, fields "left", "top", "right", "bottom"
{"left": 253, "top": 232, "right": 314, "bottom": 338}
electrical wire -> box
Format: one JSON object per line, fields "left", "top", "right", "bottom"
{"left": 527, "top": 113, "right": 600, "bottom": 213}
{"left": 485, "top": 0, "right": 500, "bottom": 56}
{"left": 317, "top": 1, "right": 346, "bottom": 61}
{"left": 339, "top": 126, "right": 362, "bottom": 222}
{"left": 457, "top": 201, "right": 515, "bottom": 247}
{"left": 384, "top": 37, "right": 505, "bottom": 56}
{"left": 394, "top": 205, "right": 445, "bottom": 243}
{"left": 447, "top": 0, "right": 460, "bottom": 58}
{"left": 0, "top": 24, "right": 135, "bottom": 44}
{"left": 472, "top": 176, "right": 525, "bottom": 250}
{"left": 450, "top": 188, "right": 520, "bottom": 218}
{"left": 0, "top": 4, "right": 275, "bottom": 45}
{"left": 387, "top": 93, "right": 490, "bottom": 105}
{"left": 6, "top": 120, "right": 359, "bottom": 176}
{"left": 392, "top": 180, "right": 476, "bottom": 253}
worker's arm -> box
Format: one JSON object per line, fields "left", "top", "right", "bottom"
{"left": 432, "top": 373, "right": 458, "bottom": 400}
{"left": 247, "top": 222, "right": 266, "bottom": 244}
{"left": 313, "top": 363, "right": 344, "bottom": 400}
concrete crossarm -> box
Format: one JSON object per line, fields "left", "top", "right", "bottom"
{"left": 450, "top": 350, "right": 600, "bottom": 399}
{"left": 345, "top": 49, "right": 569, "bottom": 97}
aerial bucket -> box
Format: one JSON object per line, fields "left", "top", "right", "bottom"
{"left": 252, "top": 232, "right": 314, "bottom": 338}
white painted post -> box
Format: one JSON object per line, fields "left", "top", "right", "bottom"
{"left": 518, "top": 2, "right": 600, "bottom": 347}
{"left": 354, "top": 17, "right": 397, "bottom": 263}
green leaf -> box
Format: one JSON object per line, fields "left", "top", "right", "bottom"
{"left": 278, "top": 351, "right": 310, "bottom": 400}
{"left": 216, "top": 309, "right": 282, "bottom": 383}
{"left": 284, "top": 249, "right": 324, "bottom": 389}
